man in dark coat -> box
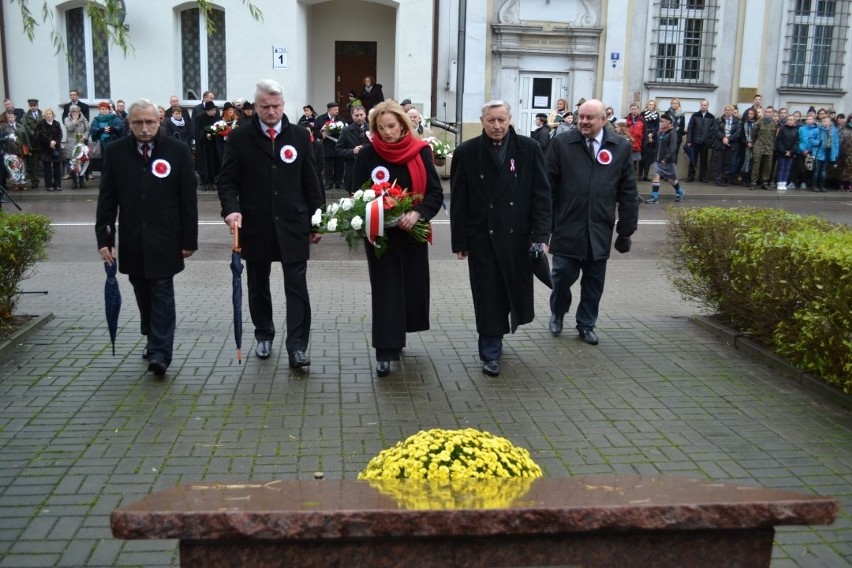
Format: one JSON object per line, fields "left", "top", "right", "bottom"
{"left": 335, "top": 104, "right": 368, "bottom": 194}
{"left": 531, "top": 113, "right": 551, "bottom": 152}
{"left": 450, "top": 100, "right": 552, "bottom": 377}
{"left": 314, "top": 102, "right": 344, "bottom": 190}
{"left": 217, "top": 79, "right": 324, "bottom": 369}
{"left": 686, "top": 99, "right": 715, "bottom": 182}
{"left": 547, "top": 99, "right": 639, "bottom": 346}
{"left": 62, "top": 89, "right": 90, "bottom": 120}
{"left": 95, "top": 99, "right": 199, "bottom": 376}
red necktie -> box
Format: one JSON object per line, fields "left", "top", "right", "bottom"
{"left": 141, "top": 143, "right": 150, "bottom": 162}
{"left": 267, "top": 128, "right": 276, "bottom": 143}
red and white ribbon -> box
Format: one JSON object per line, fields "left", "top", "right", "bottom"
{"left": 364, "top": 195, "right": 384, "bottom": 246}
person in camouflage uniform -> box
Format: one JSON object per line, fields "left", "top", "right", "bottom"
{"left": 749, "top": 106, "right": 779, "bottom": 190}
{"left": 20, "top": 98, "right": 42, "bottom": 189}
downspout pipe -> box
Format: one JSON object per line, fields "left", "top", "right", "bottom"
{"left": 454, "top": 0, "right": 466, "bottom": 147}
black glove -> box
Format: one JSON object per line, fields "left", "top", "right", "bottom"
{"left": 614, "top": 235, "right": 631, "bottom": 254}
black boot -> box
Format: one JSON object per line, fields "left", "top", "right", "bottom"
{"left": 71, "top": 175, "right": 78, "bottom": 189}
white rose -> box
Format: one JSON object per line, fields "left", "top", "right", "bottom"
{"left": 311, "top": 208, "right": 323, "bottom": 226}
{"left": 327, "top": 218, "right": 338, "bottom": 232}
{"left": 352, "top": 189, "right": 364, "bottom": 200}
{"left": 329, "top": 203, "right": 340, "bottom": 214}
{"left": 340, "top": 198, "right": 354, "bottom": 211}
{"left": 363, "top": 189, "right": 376, "bottom": 201}
{"left": 350, "top": 215, "right": 363, "bottom": 231}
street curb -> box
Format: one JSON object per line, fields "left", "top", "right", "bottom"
{"left": 691, "top": 315, "right": 851, "bottom": 410}
{"left": 0, "top": 313, "right": 54, "bottom": 356}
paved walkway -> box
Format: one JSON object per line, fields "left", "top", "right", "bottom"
{"left": 1, "top": 181, "right": 851, "bottom": 567}
{"left": 1, "top": 254, "right": 850, "bottom": 567}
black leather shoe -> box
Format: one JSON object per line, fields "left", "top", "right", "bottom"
{"left": 376, "top": 361, "right": 390, "bottom": 377}
{"left": 288, "top": 349, "right": 310, "bottom": 368}
{"left": 482, "top": 360, "right": 500, "bottom": 376}
{"left": 142, "top": 347, "right": 149, "bottom": 360}
{"left": 549, "top": 314, "right": 563, "bottom": 336}
{"left": 255, "top": 340, "right": 272, "bottom": 360}
{"left": 147, "top": 359, "right": 167, "bottom": 376}
{"left": 578, "top": 328, "right": 599, "bottom": 345}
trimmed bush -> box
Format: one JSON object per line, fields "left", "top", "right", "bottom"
{"left": 663, "top": 207, "right": 851, "bottom": 393}
{"left": 0, "top": 212, "right": 53, "bottom": 321}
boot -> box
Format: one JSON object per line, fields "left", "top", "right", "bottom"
{"left": 71, "top": 175, "right": 78, "bottom": 189}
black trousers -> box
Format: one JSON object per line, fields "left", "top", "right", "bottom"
{"left": 323, "top": 156, "right": 343, "bottom": 188}
{"left": 246, "top": 260, "right": 311, "bottom": 354}
{"left": 128, "top": 275, "right": 176, "bottom": 366}
{"left": 550, "top": 255, "right": 608, "bottom": 331}
{"left": 688, "top": 143, "right": 710, "bottom": 180}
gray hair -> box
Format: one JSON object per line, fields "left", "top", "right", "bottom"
{"left": 256, "top": 79, "right": 284, "bottom": 99}
{"left": 481, "top": 99, "right": 511, "bottom": 115}
{"left": 127, "top": 99, "right": 158, "bottom": 116}
{"left": 69, "top": 104, "right": 80, "bottom": 113}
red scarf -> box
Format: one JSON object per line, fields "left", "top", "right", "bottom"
{"left": 370, "top": 133, "right": 429, "bottom": 196}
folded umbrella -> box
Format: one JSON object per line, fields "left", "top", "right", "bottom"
{"left": 103, "top": 226, "right": 121, "bottom": 356}
{"left": 683, "top": 144, "right": 696, "bottom": 166}
{"left": 230, "top": 225, "right": 244, "bottom": 364}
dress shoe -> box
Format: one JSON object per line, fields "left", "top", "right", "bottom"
{"left": 482, "top": 360, "right": 500, "bottom": 376}
{"left": 288, "top": 349, "right": 310, "bottom": 368}
{"left": 578, "top": 328, "right": 599, "bottom": 345}
{"left": 147, "top": 359, "right": 167, "bottom": 376}
{"left": 255, "top": 340, "right": 272, "bottom": 360}
{"left": 376, "top": 360, "right": 390, "bottom": 377}
{"left": 549, "top": 314, "right": 563, "bottom": 336}
{"left": 142, "top": 347, "right": 149, "bottom": 360}
{"left": 685, "top": 177, "right": 695, "bottom": 182}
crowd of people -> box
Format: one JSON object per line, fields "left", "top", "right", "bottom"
{"left": 533, "top": 94, "right": 852, "bottom": 195}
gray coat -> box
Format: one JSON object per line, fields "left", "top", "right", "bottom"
{"left": 547, "top": 128, "right": 639, "bottom": 260}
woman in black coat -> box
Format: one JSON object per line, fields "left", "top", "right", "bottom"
{"left": 360, "top": 76, "right": 385, "bottom": 114}
{"left": 35, "top": 108, "right": 64, "bottom": 191}
{"left": 163, "top": 107, "right": 193, "bottom": 148}
{"left": 352, "top": 101, "right": 443, "bottom": 377}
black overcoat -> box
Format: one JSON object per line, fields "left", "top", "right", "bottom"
{"left": 217, "top": 114, "right": 323, "bottom": 264}
{"left": 95, "top": 135, "right": 199, "bottom": 278}
{"left": 450, "top": 127, "right": 551, "bottom": 335}
{"left": 547, "top": 128, "right": 639, "bottom": 260}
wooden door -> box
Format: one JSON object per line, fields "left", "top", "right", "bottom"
{"left": 335, "top": 41, "right": 377, "bottom": 122}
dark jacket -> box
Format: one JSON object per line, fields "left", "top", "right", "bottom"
{"left": 34, "top": 119, "right": 63, "bottom": 161}
{"left": 687, "top": 111, "right": 716, "bottom": 145}
{"left": 62, "top": 100, "right": 90, "bottom": 121}
{"left": 361, "top": 83, "right": 385, "bottom": 112}
{"left": 654, "top": 126, "right": 679, "bottom": 163}
{"left": 450, "top": 127, "right": 552, "bottom": 334}
{"left": 531, "top": 125, "right": 551, "bottom": 152}
{"left": 335, "top": 122, "right": 368, "bottom": 161}
{"left": 712, "top": 116, "right": 742, "bottom": 151}
{"left": 315, "top": 112, "right": 344, "bottom": 155}
{"left": 163, "top": 117, "right": 194, "bottom": 147}
{"left": 776, "top": 124, "right": 799, "bottom": 155}
{"left": 95, "top": 134, "right": 199, "bottom": 278}
{"left": 217, "top": 114, "right": 324, "bottom": 264}
{"left": 547, "top": 128, "right": 639, "bottom": 261}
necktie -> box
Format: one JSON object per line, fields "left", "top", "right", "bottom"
{"left": 587, "top": 138, "right": 595, "bottom": 158}
{"left": 493, "top": 141, "right": 501, "bottom": 151}
{"left": 141, "top": 143, "right": 150, "bottom": 162}
{"left": 267, "top": 128, "right": 276, "bottom": 143}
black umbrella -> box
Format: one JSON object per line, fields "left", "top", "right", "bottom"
{"left": 230, "top": 225, "right": 244, "bottom": 364}
{"left": 683, "top": 144, "right": 696, "bottom": 166}
{"left": 103, "top": 227, "right": 122, "bottom": 356}
{"left": 529, "top": 243, "right": 552, "bottom": 289}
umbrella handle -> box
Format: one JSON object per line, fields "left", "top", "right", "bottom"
{"left": 233, "top": 224, "right": 240, "bottom": 253}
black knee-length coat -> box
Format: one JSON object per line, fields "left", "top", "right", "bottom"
{"left": 450, "top": 127, "right": 551, "bottom": 335}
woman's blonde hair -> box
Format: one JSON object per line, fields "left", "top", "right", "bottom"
{"left": 368, "top": 100, "right": 415, "bottom": 140}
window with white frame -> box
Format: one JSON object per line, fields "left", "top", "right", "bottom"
{"left": 65, "top": 7, "right": 111, "bottom": 100}
{"left": 180, "top": 7, "right": 227, "bottom": 101}
{"left": 649, "top": 0, "right": 718, "bottom": 84}
{"left": 782, "top": 0, "right": 850, "bottom": 89}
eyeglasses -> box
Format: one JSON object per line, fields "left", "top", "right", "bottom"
{"left": 130, "top": 120, "right": 159, "bottom": 128}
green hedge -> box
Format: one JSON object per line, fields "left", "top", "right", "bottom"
{"left": 664, "top": 207, "right": 851, "bottom": 393}
{"left": 0, "top": 212, "right": 53, "bottom": 321}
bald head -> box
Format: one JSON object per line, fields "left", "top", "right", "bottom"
{"left": 577, "top": 99, "right": 606, "bottom": 138}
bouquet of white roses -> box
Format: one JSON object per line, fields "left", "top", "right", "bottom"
{"left": 321, "top": 119, "right": 346, "bottom": 140}
{"left": 423, "top": 136, "right": 452, "bottom": 159}
{"left": 311, "top": 180, "right": 430, "bottom": 258}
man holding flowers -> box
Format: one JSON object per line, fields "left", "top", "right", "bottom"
{"left": 217, "top": 79, "right": 324, "bottom": 369}
{"left": 450, "top": 100, "right": 552, "bottom": 377}
{"left": 351, "top": 101, "right": 443, "bottom": 377}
